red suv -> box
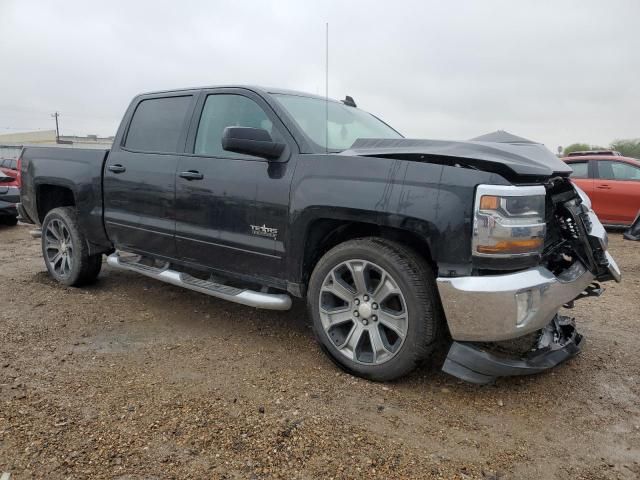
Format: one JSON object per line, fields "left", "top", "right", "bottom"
{"left": 563, "top": 151, "right": 640, "bottom": 226}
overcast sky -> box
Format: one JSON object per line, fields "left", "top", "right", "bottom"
{"left": 1, "top": 0, "right": 638, "bottom": 150}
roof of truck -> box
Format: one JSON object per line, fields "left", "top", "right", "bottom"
{"left": 138, "top": 85, "right": 342, "bottom": 103}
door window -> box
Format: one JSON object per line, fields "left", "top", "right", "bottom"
{"left": 194, "top": 94, "right": 273, "bottom": 158}
{"left": 125, "top": 96, "right": 192, "bottom": 153}
{"left": 597, "top": 161, "right": 640, "bottom": 181}
{"left": 568, "top": 161, "right": 588, "bottom": 178}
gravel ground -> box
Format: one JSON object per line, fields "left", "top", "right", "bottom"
{"left": 0, "top": 224, "right": 639, "bottom": 479}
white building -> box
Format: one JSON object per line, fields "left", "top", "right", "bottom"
{"left": 0, "top": 130, "right": 114, "bottom": 159}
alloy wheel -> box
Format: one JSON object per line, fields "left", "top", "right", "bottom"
{"left": 44, "top": 218, "right": 74, "bottom": 277}
{"left": 319, "top": 259, "right": 408, "bottom": 365}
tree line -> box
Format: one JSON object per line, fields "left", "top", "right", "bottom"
{"left": 563, "top": 138, "right": 640, "bottom": 159}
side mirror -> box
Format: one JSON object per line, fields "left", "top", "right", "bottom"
{"left": 221, "top": 127, "right": 286, "bottom": 160}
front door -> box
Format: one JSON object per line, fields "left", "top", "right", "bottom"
{"left": 175, "top": 89, "right": 295, "bottom": 281}
{"left": 103, "top": 93, "right": 196, "bottom": 258}
{"left": 591, "top": 160, "right": 640, "bottom": 224}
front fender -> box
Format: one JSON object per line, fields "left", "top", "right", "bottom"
{"left": 287, "top": 155, "right": 510, "bottom": 284}
{"left": 287, "top": 154, "right": 442, "bottom": 283}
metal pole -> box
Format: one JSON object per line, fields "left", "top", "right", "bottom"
{"left": 325, "top": 22, "right": 329, "bottom": 154}
{"left": 52, "top": 112, "right": 60, "bottom": 143}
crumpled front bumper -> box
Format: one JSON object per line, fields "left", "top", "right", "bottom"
{"left": 435, "top": 185, "right": 621, "bottom": 383}
{"left": 436, "top": 202, "right": 621, "bottom": 343}
{"left": 436, "top": 260, "right": 595, "bottom": 342}
{"left": 442, "top": 314, "right": 583, "bottom": 384}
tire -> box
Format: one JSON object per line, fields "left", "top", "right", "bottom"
{"left": 41, "top": 207, "right": 103, "bottom": 286}
{"left": 307, "top": 237, "right": 442, "bottom": 381}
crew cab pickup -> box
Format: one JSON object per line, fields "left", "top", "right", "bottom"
{"left": 18, "top": 86, "right": 621, "bottom": 383}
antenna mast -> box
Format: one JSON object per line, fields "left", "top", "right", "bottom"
{"left": 325, "top": 22, "right": 329, "bottom": 154}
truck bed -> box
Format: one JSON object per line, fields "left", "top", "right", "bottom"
{"left": 20, "top": 146, "right": 112, "bottom": 254}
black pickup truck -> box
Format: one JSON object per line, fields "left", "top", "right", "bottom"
{"left": 18, "top": 86, "right": 621, "bottom": 383}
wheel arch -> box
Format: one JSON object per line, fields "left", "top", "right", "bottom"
{"left": 36, "top": 181, "right": 113, "bottom": 256}
{"left": 295, "top": 215, "right": 438, "bottom": 296}
{"left": 36, "top": 183, "right": 77, "bottom": 223}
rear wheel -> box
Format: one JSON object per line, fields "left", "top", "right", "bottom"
{"left": 308, "top": 238, "right": 441, "bottom": 381}
{"left": 41, "top": 207, "right": 102, "bottom": 286}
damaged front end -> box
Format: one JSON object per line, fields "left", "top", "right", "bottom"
{"left": 438, "top": 178, "right": 621, "bottom": 384}
{"left": 443, "top": 314, "right": 583, "bottom": 384}
{"left": 542, "top": 177, "right": 620, "bottom": 285}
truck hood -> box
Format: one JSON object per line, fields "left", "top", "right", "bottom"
{"left": 341, "top": 138, "right": 571, "bottom": 179}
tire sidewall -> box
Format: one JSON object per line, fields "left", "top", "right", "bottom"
{"left": 41, "top": 208, "right": 85, "bottom": 286}
{"left": 308, "top": 240, "right": 434, "bottom": 381}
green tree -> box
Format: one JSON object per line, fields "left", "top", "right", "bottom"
{"left": 563, "top": 143, "right": 591, "bottom": 156}
{"left": 611, "top": 139, "right": 640, "bottom": 159}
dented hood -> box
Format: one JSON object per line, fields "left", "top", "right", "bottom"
{"left": 342, "top": 138, "right": 571, "bottom": 178}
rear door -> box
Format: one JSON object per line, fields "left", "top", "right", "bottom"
{"left": 592, "top": 160, "right": 640, "bottom": 224}
{"left": 567, "top": 160, "right": 593, "bottom": 199}
{"left": 174, "top": 88, "right": 295, "bottom": 280}
{"left": 103, "top": 93, "right": 197, "bottom": 258}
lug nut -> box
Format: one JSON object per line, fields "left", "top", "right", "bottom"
{"left": 372, "top": 315, "right": 377, "bottom": 322}
{"left": 353, "top": 311, "right": 359, "bottom": 317}
{"left": 363, "top": 295, "right": 369, "bottom": 301}
{"left": 362, "top": 319, "right": 369, "bottom": 325}
{"left": 372, "top": 303, "right": 378, "bottom": 310}
{"left": 354, "top": 299, "right": 360, "bottom": 305}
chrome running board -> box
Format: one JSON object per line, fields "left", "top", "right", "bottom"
{"left": 106, "top": 252, "right": 292, "bottom": 311}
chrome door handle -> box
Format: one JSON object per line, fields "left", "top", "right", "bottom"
{"left": 108, "top": 164, "right": 126, "bottom": 174}
{"left": 179, "top": 170, "right": 204, "bottom": 180}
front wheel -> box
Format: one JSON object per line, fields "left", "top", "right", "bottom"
{"left": 307, "top": 238, "right": 442, "bottom": 381}
{"left": 41, "top": 207, "right": 102, "bottom": 286}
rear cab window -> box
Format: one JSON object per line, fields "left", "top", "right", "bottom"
{"left": 124, "top": 95, "right": 193, "bottom": 153}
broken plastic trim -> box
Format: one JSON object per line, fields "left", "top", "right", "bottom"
{"left": 563, "top": 281, "right": 604, "bottom": 309}
{"left": 442, "top": 314, "right": 583, "bottom": 384}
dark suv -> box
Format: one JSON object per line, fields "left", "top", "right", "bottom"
{"left": 0, "top": 158, "right": 19, "bottom": 226}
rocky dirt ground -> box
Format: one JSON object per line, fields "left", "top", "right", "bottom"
{"left": 0, "top": 224, "right": 639, "bottom": 479}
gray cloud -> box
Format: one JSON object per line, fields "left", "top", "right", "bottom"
{"left": 1, "top": 0, "right": 638, "bottom": 150}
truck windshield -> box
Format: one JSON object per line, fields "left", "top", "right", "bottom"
{"left": 273, "top": 94, "right": 402, "bottom": 151}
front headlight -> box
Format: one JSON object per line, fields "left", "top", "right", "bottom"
{"left": 472, "top": 185, "right": 546, "bottom": 257}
